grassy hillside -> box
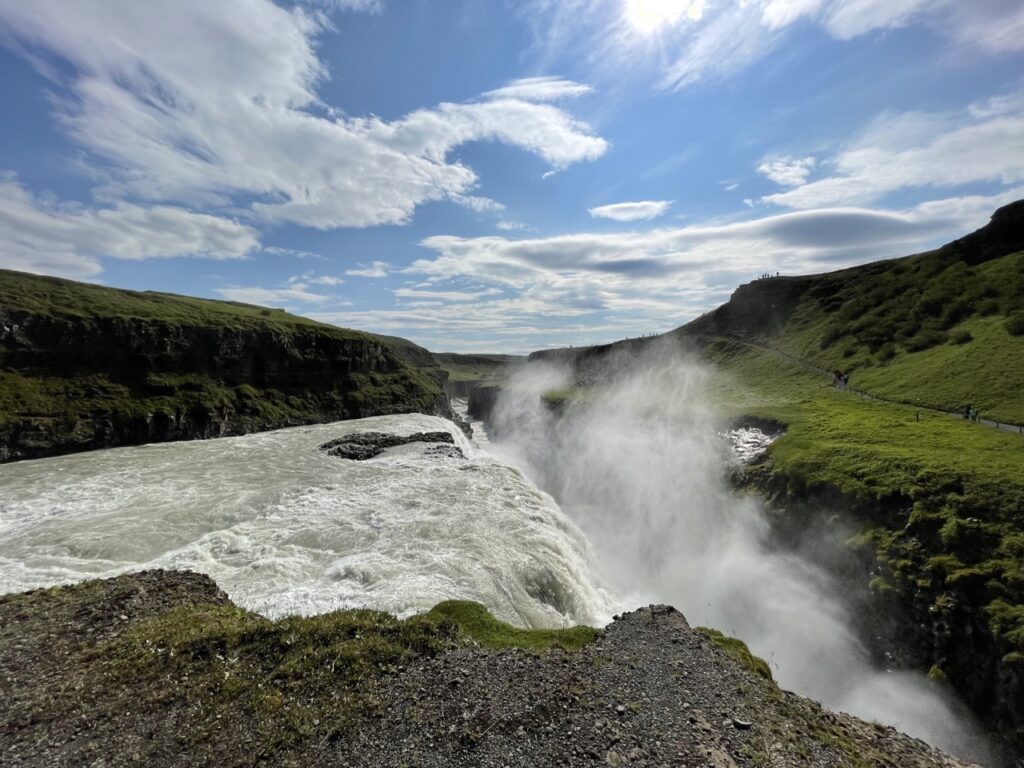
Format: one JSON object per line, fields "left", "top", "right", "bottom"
{"left": 0, "top": 269, "right": 446, "bottom": 460}
{"left": 0, "top": 269, "right": 433, "bottom": 361}
{"left": 684, "top": 200, "right": 1024, "bottom": 424}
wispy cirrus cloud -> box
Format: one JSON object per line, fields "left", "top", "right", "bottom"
{"left": 345, "top": 261, "right": 391, "bottom": 278}
{"left": 483, "top": 76, "right": 594, "bottom": 102}
{"left": 762, "top": 97, "right": 1024, "bottom": 209}
{"left": 524, "top": 0, "right": 1024, "bottom": 92}
{"left": 589, "top": 200, "right": 672, "bottom": 221}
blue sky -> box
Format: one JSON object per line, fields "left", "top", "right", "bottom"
{"left": 1, "top": 0, "right": 1022, "bottom": 353}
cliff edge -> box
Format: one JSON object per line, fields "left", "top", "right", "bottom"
{"left": 0, "top": 570, "right": 977, "bottom": 767}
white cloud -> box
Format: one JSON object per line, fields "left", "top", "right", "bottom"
{"left": 757, "top": 156, "right": 817, "bottom": 187}
{"left": 411, "top": 190, "right": 1020, "bottom": 319}
{"left": 452, "top": 194, "right": 506, "bottom": 214}
{"left": 345, "top": 261, "right": 391, "bottom": 278}
{"left": 761, "top": 0, "right": 826, "bottom": 29}
{"left": 946, "top": 0, "right": 1024, "bottom": 53}
{"left": 497, "top": 220, "right": 528, "bottom": 231}
{"left": 589, "top": 200, "right": 673, "bottom": 221}
{"left": 0, "top": 176, "right": 257, "bottom": 279}
{"left": 288, "top": 272, "right": 345, "bottom": 286}
{"left": 263, "top": 246, "right": 325, "bottom": 260}
{"left": 659, "top": 3, "right": 780, "bottom": 89}
{"left": 0, "top": 1, "right": 607, "bottom": 231}
{"left": 300, "top": 0, "right": 382, "bottom": 11}
{"left": 823, "top": 0, "right": 940, "bottom": 40}
{"left": 624, "top": 0, "right": 707, "bottom": 34}
{"left": 216, "top": 282, "right": 345, "bottom": 306}
{"left": 484, "top": 76, "right": 593, "bottom": 102}
{"left": 763, "top": 101, "right": 1024, "bottom": 209}
{"left": 303, "top": 190, "right": 1020, "bottom": 350}
{"left": 394, "top": 287, "right": 502, "bottom": 302}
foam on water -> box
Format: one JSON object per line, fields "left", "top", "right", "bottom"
{"left": 0, "top": 414, "right": 612, "bottom": 626}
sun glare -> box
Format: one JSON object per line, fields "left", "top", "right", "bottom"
{"left": 624, "top": 0, "right": 704, "bottom": 35}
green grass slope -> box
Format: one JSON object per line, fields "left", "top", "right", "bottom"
{"left": 684, "top": 200, "right": 1024, "bottom": 424}
{"left": 0, "top": 268, "right": 433, "bottom": 359}
{"left": 432, "top": 352, "right": 525, "bottom": 394}
{"left": 675, "top": 201, "right": 1024, "bottom": 748}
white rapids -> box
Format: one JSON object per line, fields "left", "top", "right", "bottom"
{"left": 0, "top": 414, "right": 612, "bottom": 627}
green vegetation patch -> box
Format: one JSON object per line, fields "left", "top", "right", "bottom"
{"left": 711, "top": 249, "right": 1024, "bottom": 424}
{"left": 425, "top": 600, "right": 598, "bottom": 651}
{"left": 696, "top": 626, "right": 773, "bottom": 681}
{"left": 0, "top": 268, "right": 375, "bottom": 340}
{"left": 43, "top": 602, "right": 451, "bottom": 762}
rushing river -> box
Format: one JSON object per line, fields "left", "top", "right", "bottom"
{"left": 0, "top": 413, "right": 610, "bottom": 627}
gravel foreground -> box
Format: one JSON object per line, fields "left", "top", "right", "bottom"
{"left": 1, "top": 570, "right": 977, "bottom": 767}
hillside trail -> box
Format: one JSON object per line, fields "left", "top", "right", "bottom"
{"left": 700, "top": 334, "right": 1024, "bottom": 437}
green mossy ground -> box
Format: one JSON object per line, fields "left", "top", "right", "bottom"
{"left": 3, "top": 572, "right": 598, "bottom": 765}
{"left": 425, "top": 601, "right": 598, "bottom": 651}
{"left": 35, "top": 589, "right": 594, "bottom": 758}
{"left": 1, "top": 269, "right": 370, "bottom": 341}
{"left": 432, "top": 353, "right": 524, "bottom": 383}
{"left": 696, "top": 627, "right": 773, "bottom": 681}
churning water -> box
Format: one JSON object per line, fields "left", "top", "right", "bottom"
{"left": 0, "top": 414, "right": 610, "bottom": 627}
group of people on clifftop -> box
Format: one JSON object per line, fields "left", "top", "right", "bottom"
{"left": 963, "top": 404, "right": 981, "bottom": 422}
{"left": 833, "top": 370, "right": 850, "bottom": 389}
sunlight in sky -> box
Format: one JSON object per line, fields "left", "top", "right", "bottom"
{"left": 624, "top": 0, "right": 704, "bottom": 35}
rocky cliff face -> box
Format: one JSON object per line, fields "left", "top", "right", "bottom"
{"left": 0, "top": 274, "right": 449, "bottom": 462}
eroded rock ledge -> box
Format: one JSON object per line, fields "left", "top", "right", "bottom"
{"left": 319, "top": 430, "right": 459, "bottom": 460}
{"left": 0, "top": 570, "right": 976, "bottom": 768}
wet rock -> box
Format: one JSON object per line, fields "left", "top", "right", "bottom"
{"left": 319, "top": 431, "right": 456, "bottom": 460}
